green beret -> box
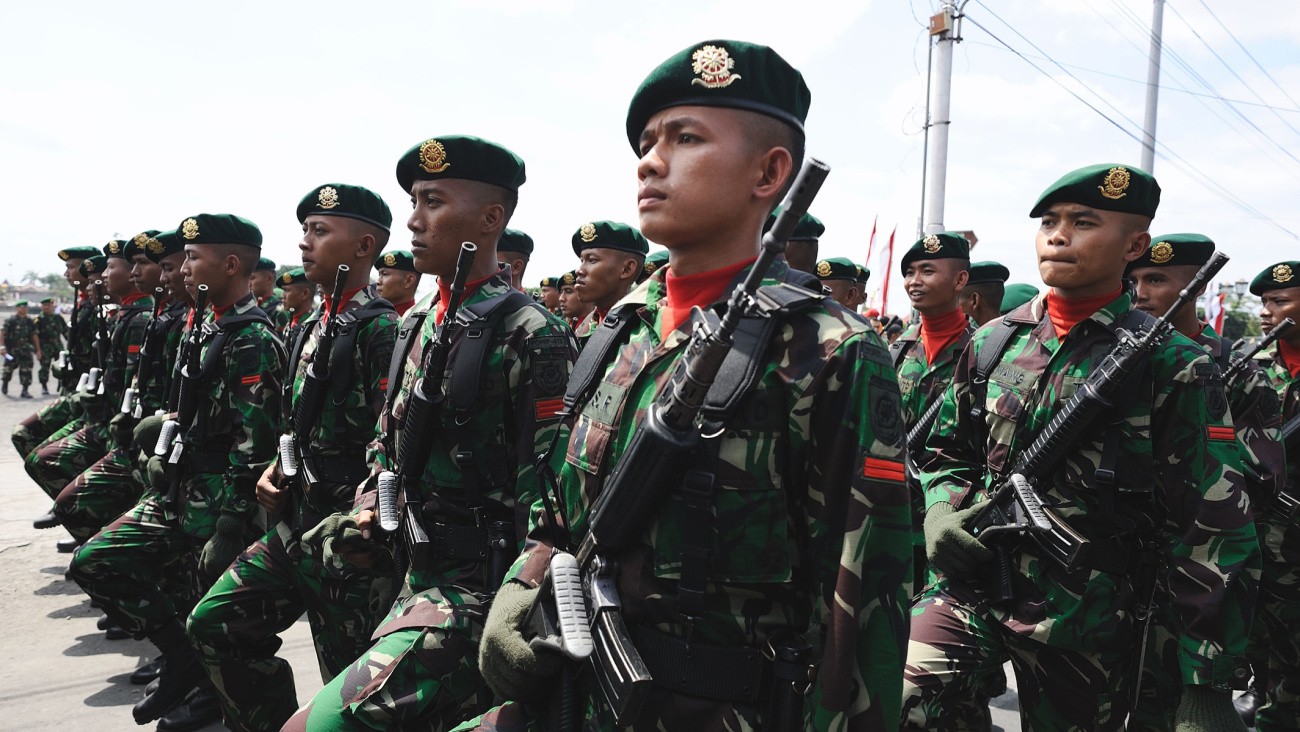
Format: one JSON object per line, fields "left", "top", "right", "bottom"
{"left": 538, "top": 276, "right": 560, "bottom": 289}
{"left": 499, "top": 229, "right": 534, "bottom": 255}
{"left": 176, "top": 213, "right": 262, "bottom": 249}
{"left": 572, "top": 221, "right": 650, "bottom": 257}
{"left": 816, "top": 257, "right": 867, "bottom": 283}
{"left": 58, "top": 246, "right": 100, "bottom": 262}
{"left": 395, "top": 135, "right": 526, "bottom": 194}
{"left": 1001, "top": 283, "right": 1040, "bottom": 314}
{"left": 255, "top": 257, "right": 276, "bottom": 272}
{"left": 1029, "top": 163, "right": 1160, "bottom": 219}
{"left": 13, "top": 300, "right": 29, "bottom": 308}
{"left": 560, "top": 271, "right": 577, "bottom": 287}
{"left": 40, "top": 297, "right": 55, "bottom": 305}
{"left": 763, "top": 211, "right": 824, "bottom": 241}
{"left": 375, "top": 250, "right": 418, "bottom": 273}
{"left": 1129, "top": 233, "right": 1215, "bottom": 271}
{"left": 1251, "top": 261, "right": 1300, "bottom": 295}
{"left": 900, "top": 231, "right": 970, "bottom": 274}
{"left": 124, "top": 230, "right": 161, "bottom": 260}
{"left": 643, "top": 249, "right": 670, "bottom": 277}
{"left": 144, "top": 230, "right": 185, "bottom": 263}
{"left": 278, "top": 267, "right": 309, "bottom": 287}
{"left": 79, "top": 255, "right": 108, "bottom": 278}
{"left": 967, "top": 261, "right": 1010, "bottom": 285}
{"left": 296, "top": 183, "right": 392, "bottom": 232}
{"left": 626, "top": 40, "right": 810, "bottom": 152}
{"left": 103, "top": 239, "right": 131, "bottom": 259}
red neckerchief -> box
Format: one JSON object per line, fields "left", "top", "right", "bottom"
{"left": 920, "top": 308, "right": 968, "bottom": 367}
{"left": 1046, "top": 287, "right": 1123, "bottom": 339}
{"left": 212, "top": 303, "right": 234, "bottom": 320}
{"left": 321, "top": 286, "right": 365, "bottom": 325}
{"left": 661, "top": 256, "right": 755, "bottom": 339}
{"left": 435, "top": 274, "right": 493, "bottom": 325}
{"left": 394, "top": 299, "right": 415, "bottom": 317}
{"left": 1279, "top": 339, "right": 1300, "bottom": 378}
{"left": 120, "top": 292, "right": 147, "bottom": 307}
{"left": 290, "top": 310, "right": 308, "bottom": 328}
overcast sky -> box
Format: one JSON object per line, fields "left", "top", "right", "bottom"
{"left": 2, "top": 0, "right": 1297, "bottom": 311}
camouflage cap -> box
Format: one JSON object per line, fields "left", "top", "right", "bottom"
{"left": 763, "top": 210, "right": 825, "bottom": 241}
{"left": 499, "top": 229, "right": 534, "bottom": 255}
{"left": 626, "top": 40, "right": 810, "bottom": 152}
{"left": 1029, "top": 163, "right": 1160, "bottom": 218}
{"left": 278, "top": 267, "right": 309, "bottom": 287}
{"left": 296, "top": 183, "right": 393, "bottom": 232}
{"left": 375, "top": 250, "right": 418, "bottom": 273}
{"left": 102, "top": 239, "right": 131, "bottom": 260}
{"left": 642, "top": 249, "right": 670, "bottom": 277}
{"left": 144, "top": 230, "right": 185, "bottom": 263}
{"left": 900, "top": 231, "right": 970, "bottom": 274}
{"left": 1001, "top": 282, "right": 1040, "bottom": 314}
{"left": 1250, "top": 261, "right": 1300, "bottom": 295}
{"left": 176, "top": 213, "right": 263, "bottom": 249}
{"left": 572, "top": 221, "right": 650, "bottom": 257}
{"left": 816, "top": 257, "right": 868, "bottom": 283}
{"left": 967, "top": 261, "right": 1010, "bottom": 285}
{"left": 395, "top": 135, "right": 526, "bottom": 194}
{"left": 58, "top": 246, "right": 100, "bottom": 262}
{"left": 79, "top": 255, "right": 108, "bottom": 278}
{"left": 1129, "top": 233, "right": 1215, "bottom": 270}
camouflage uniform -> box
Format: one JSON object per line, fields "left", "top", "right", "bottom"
{"left": 471, "top": 260, "right": 913, "bottom": 730}
{"left": 284, "top": 266, "right": 575, "bottom": 732}
{"left": 187, "top": 285, "right": 399, "bottom": 732}
{"left": 2, "top": 311, "right": 39, "bottom": 388}
{"left": 69, "top": 293, "right": 284, "bottom": 638}
{"left": 34, "top": 308, "right": 68, "bottom": 388}
{"left": 260, "top": 294, "right": 284, "bottom": 324}
{"left": 901, "top": 293, "right": 1260, "bottom": 730}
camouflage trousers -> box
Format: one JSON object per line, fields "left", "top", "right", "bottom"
{"left": 187, "top": 521, "right": 394, "bottom": 732}
{"left": 26, "top": 422, "right": 105, "bottom": 500}
{"left": 12, "top": 394, "right": 77, "bottom": 458}
{"left": 282, "top": 588, "right": 488, "bottom": 731}
{"left": 37, "top": 349, "right": 55, "bottom": 387}
{"left": 1250, "top": 557, "right": 1300, "bottom": 731}
{"left": 901, "top": 580, "right": 1134, "bottom": 731}
{"left": 3, "top": 348, "right": 34, "bottom": 386}
{"left": 53, "top": 448, "right": 143, "bottom": 544}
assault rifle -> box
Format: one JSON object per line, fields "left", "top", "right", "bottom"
{"left": 1271, "top": 413, "right": 1300, "bottom": 517}
{"left": 121, "top": 287, "right": 168, "bottom": 419}
{"left": 81, "top": 279, "right": 110, "bottom": 397}
{"left": 523, "top": 158, "right": 831, "bottom": 727}
{"left": 375, "top": 243, "right": 477, "bottom": 571}
{"left": 55, "top": 281, "right": 83, "bottom": 390}
{"left": 1224, "top": 318, "right": 1293, "bottom": 387}
{"left": 155, "top": 285, "right": 208, "bottom": 514}
{"left": 278, "top": 265, "right": 349, "bottom": 494}
{"left": 907, "top": 394, "right": 945, "bottom": 456}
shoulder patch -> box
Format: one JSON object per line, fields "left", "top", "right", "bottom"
{"left": 1194, "top": 361, "right": 1229, "bottom": 421}
{"left": 868, "top": 375, "right": 904, "bottom": 447}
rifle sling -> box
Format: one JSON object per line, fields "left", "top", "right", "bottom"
{"left": 328, "top": 297, "right": 397, "bottom": 404}
{"left": 449, "top": 289, "right": 534, "bottom": 417}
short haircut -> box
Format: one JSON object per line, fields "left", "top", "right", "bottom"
{"left": 463, "top": 180, "right": 518, "bottom": 226}
{"left": 214, "top": 244, "right": 258, "bottom": 276}
{"left": 742, "top": 112, "right": 806, "bottom": 201}
{"left": 964, "top": 281, "right": 1004, "bottom": 307}
{"left": 340, "top": 217, "right": 391, "bottom": 260}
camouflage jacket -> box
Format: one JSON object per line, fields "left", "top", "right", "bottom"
{"left": 920, "top": 292, "right": 1259, "bottom": 688}
{"left": 573, "top": 310, "right": 599, "bottom": 349}
{"left": 34, "top": 311, "right": 68, "bottom": 349}
{"left": 282, "top": 285, "right": 396, "bottom": 516}
{"left": 276, "top": 307, "right": 311, "bottom": 341}
{"left": 68, "top": 293, "right": 98, "bottom": 376}
{"left": 2, "top": 314, "right": 38, "bottom": 354}
{"left": 1253, "top": 343, "right": 1300, "bottom": 514}
{"left": 259, "top": 294, "right": 283, "bottom": 323}
{"left": 892, "top": 317, "right": 976, "bottom": 429}
{"left": 102, "top": 294, "right": 154, "bottom": 415}
{"left": 510, "top": 261, "right": 913, "bottom": 730}
{"left": 364, "top": 265, "right": 576, "bottom": 634}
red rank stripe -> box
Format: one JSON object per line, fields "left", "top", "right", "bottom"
{"left": 863, "top": 457, "right": 906, "bottom": 481}
{"left": 535, "top": 398, "right": 563, "bottom": 421}
{"left": 1206, "top": 425, "right": 1235, "bottom": 442}
{"left": 240, "top": 375, "right": 261, "bottom": 386}
{"left": 127, "top": 345, "right": 141, "bottom": 354}
{"left": 379, "top": 377, "right": 389, "bottom": 392}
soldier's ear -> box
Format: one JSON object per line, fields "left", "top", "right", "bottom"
{"left": 354, "top": 232, "right": 376, "bottom": 260}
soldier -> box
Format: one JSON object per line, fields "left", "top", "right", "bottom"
{"left": 275, "top": 267, "right": 316, "bottom": 339}
{"left": 572, "top": 220, "right": 648, "bottom": 344}
{"left": 34, "top": 297, "right": 68, "bottom": 395}
{"left": 557, "top": 270, "right": 591, "bottom": 329}
{"left": 281, "top": 135, "right": 575, "bottom": 731}
{"left": 374, "top": 249, "right": 421, "bottom": 316}
{"left": 815, "top": 256, "right": 871, "bottom": 311}
{"left": 497, "top": 228, "right": 533, "bottom": 290}
{"left": 1000, "top": 282, "right": 1039, "bottom": 315}
{"left": 960, "top": 261, "right": 1010, "bottom": 326}
{"left": 637, "top": 248, "right": 669, "bottom": 284}
{"left": 252, "top": 255, "right": 283, "bottom": 319}
{"left": 900, "top": 164, "right": 1259, "bottom": 730}
{"left": 470, "top": 39, "right": 912, "bottom": 730}
{"left": 768, "top": 210, "right": 824, "bottom": 275}
{"left": 68, "top": 213, "right": 285, "bottom": 725}
{"left": 186, "top": 184, "right": 400, "bottom": 732}
{"left": 1242, "top": 260, "right": 1300, "bottom": 730}
{"left": 3, "top": 299, "right": 42, "bottom": 398}
{"left": 536, "top": 275, "right": 561, "bottom": 314}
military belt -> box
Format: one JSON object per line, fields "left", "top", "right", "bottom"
{"left": 629, "top": 624, "right": 768, "bottom": 704}
{"left": 301, "top": 451, "right": 368, "bottom": 486}
{"left": 185, "top": 449, "right": 230, "bottom": 475}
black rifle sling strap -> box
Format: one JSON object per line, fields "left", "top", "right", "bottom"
{"left": 449, "top": 289, "right": 534, "bottom": 417}
{"left": 561, "top": 302, "right": 640, "bottom": 413}
{"left": 385, "top": 308, "right": 429, "bottom": 410}
{"left": 191, "top": 308, "right": 278, "bottom": 442}
{"left": 284, "top": 314, "right": 318, "bottom": 421}
{"left": 329, "top": 296, "right": 398, "bottom": 404}
{"left": 890, "top": 333, "right": 916, "bottom": 370}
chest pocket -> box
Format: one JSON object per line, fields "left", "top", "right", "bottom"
{"left": 565, "top": 379, "right": 626, "bottom": 477}
{"left": 984, "top": 361, "right": 1034, "bottom": 475}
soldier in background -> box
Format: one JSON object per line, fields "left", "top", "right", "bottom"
{"left": 1000, "top": 282, "right": 1039, "bottom": 315}
{"left": 2, "top": 300, "right": 42, "bottom": 398}
{"left": 374, "top": 249, "right": 421, "bottom": 317}
{"left": 815, "top": 256, "right": 870, "bottom": 311}
{"left": 275, "top": 267, "right": 316, "bottom": 340}
{"left": 536, "top": 275, "right": 561, "bottom": 314}
{"left": 556, "top": 270, "right": 591, "bottom": 330}
{"left": 497, "top": 228, "right": 533, "bottom": 290}
{"left": 34, "top": 297, "right": 67, "bottom": 396}
{"left": 638, "top": 248, "right": 669, "bottom": 284}
{"left": 960, "top": 261, "right": 1010, "bottom": 326}
{"left": 251, "top": 256, "right": 283, "bottom": 320}
{"left": 571, "top": 220, "right": 648, "bottom": 344}
{"left": 767, "top": 209, "right": 823, "bottom": 275}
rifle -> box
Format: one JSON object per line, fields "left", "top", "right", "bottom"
{"left": 121, "top": 287, "right": 168, "bottom": 419}
{"left": 375, "top": 243, "right": 477, "bottom": 572}
{"left": 82, "top": 279, "right": 110, "bottom": 397}
{"left": 1224, "top": 318, "right": 1293, "bottom": 386}
{"left": 55, "top": 282, "right": 83, "bottom": 391}
{"left": 1271, "top": 413, "right": 1300, "bottom": 517}
{"left": 277, "top": 265, "right": 349, "bottom": 508}
{"left": 523, "top": 158, "right": 831, "bottom": 727}
{"left": 156, "top": 285, "right": 208, "bottom": 514}
{"left": 907, "top": 394, "right": 945, "bottom": 456}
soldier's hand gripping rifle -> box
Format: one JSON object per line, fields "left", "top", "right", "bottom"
{"left": 965, "top": 251, "right": 1229, "bottom": 601}
{"left": 1224, "top": 317, "right": 1293, "bottom": 387}
{"left": 375, "top": 244, "right": 477, "bottom": 572}
{"left": 277, "top": 265, "right": 350, "bottom": 508}
{"left": 155, "top": 285, "right": 208, "bottom": 514}
{"left": 121, "top": 287, "right": 169, "bottom": 419}
{"left": 522, "top": 158, "right": 831, "bottom": 727}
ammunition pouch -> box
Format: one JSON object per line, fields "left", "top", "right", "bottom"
{"left": 185, "top": 447, "right": 230, "bottom": 475}
{"left": 301, "top": 450, "right": 369, "bottom": 488}
{"left": 630, "top": 624, "right": 768, "bottom": 704}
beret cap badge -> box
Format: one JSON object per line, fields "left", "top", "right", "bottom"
{"left": 1098, "top": 166, "right": 1131, "bottom": 200}
{"left": 107, "top": 241, "right": 120, "bottom": 254}
{"left": 1275, "top": 264, "right": 1295, "bottom": 284}
{"left": 644, "top": 261, "right": 658, "bottom": 273}
{"left": 181, "top": 218, "right": 200, "bottom": 240}
{"left": 419, "top": 140, "right": 450, "bottom": 174}
{"left": 923, "top": 234, "right": 942, "bottom": 253}
{"left": 59, "top": 251, "right": 70, "bottom": 261}
{"left": 281, "top": 273, "right": 292, "bottom": 284}
{"left": 690, "top": 44, "right": 741, "bottom": 89}
{"left": 579, "top": 223, "right": 598, "bottom": 243}
{"left": 816, "top": 261, "right": 832, "bottom": 277}
{"left": 562, "top": 272, "right": 575, "bottom": 285}
{"left": 383, "top": 252, "right": 397, "bottom": 267}
{"left": 317, "top": 186, "right": 340, "bottom": 210}
{"left": 1150, "top": 241, "right": 1173, "bottom": 264}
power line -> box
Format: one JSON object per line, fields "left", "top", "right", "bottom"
{"left": 1192, "top": 0, "right": 1300, "bottom": 111}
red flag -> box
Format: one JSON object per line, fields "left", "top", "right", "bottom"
{"left": 881, "top": 226, "right": 897, "bottom": 315}
{"left": 864, "top": 215, "right": 878, "bottom": 267}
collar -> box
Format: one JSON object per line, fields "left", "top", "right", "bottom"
{"left": 1045, "top": 286, "right": 1125, "bottom": 339}
{"left": 660, "top": 256, "right": 756, "bottom": 338}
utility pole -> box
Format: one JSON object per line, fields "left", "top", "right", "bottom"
{"left": 1140, "top": 0, "right": 1165, "bottom": 172}
{"left": 922, "top": 0, "right": 960, "bottom": 236}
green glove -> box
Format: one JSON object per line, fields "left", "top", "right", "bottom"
{"left": 109, "top": 412, "right": 136, "bottom": 451}
{"left": 133, "top": 413, "right": 165, "bottom": 455}
{"left": 478, "top": 582, "right": 561, "bottom": 702}
{"left": 146, "top": 455, "right": 168, "bottom": 494}
{"left": 1174, "top": 686, "right": 1247, "bottom": 731}
{"left": 924, "top": 502, "right": 993, "bottom": 579}
{"left": 300, "top": 513, "right": 393, "bottom": 577}
{"left": 199, "top": 511, "right": 248, "bottom": 579}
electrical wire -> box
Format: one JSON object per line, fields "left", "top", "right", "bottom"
{"left": 1193, "top": 0, "right": 1300, "bottom": 110}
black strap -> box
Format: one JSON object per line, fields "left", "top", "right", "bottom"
{"left": 386, "top": 308, "right": 429, "bottom": 408}
{"left": 890, "top": 335, "right": 916, "bottom": 370}
{"left": 329, "top": 296, "right": 397, "bottom": 403}
{"left": 283, "top": 314, "right": 317, "bottom": 417}
{"left": 448, "top": 289, "right": 534, "bottom": 416}
{"left": 197, "top": 310, "right": 279, "bottom": 382}
{"left": 562, "top": 303, "right": 640, "bottom": 412}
